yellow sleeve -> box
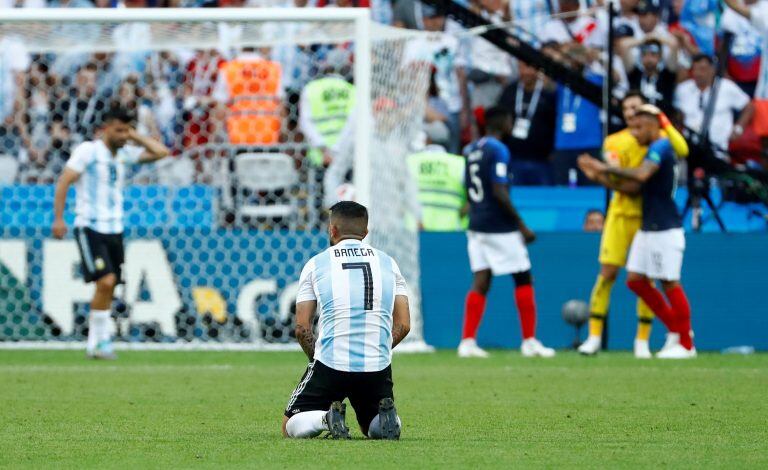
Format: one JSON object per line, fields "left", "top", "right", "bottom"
{"left": 663, "top": 124, "right": 689, "bottom": 158}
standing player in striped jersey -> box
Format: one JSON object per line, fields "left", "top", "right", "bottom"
{"left": 457, "top": 106, "right": 555, "bottom": 358}
{"left": 52, "top": 105, "right": 170, "bottom": 360}
{"left": 282, "top": 201, "right": 410, "bottom": 440}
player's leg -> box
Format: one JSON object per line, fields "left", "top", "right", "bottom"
{"left": 625, "top": 231, "right": 680, "bottom": 337}
{"left": 459, "top": 232, "right": 492, "bottom": 357}
{"left": 348, "top": 366, "right": 400, "bottom": 440}
{"left": 634, "top": 299, "right": 654, "bottom": 359}
{"left": 283, "top": 361, "right": 349, "bottom": 439}
{"left": 511, "top": 270, "right": 555, "bottom": 357}
{"left": 653, "top": 229, "right": 694, "bottom": 358}
{"left": 75, "top": 228, "right": 118, "bottom": 359}
{"left": 580, "top": 263, "right": 619, "bottom": 356}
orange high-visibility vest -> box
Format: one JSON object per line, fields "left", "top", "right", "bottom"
{"left": 221, "top": 58, "right": 282, "bottom": 145}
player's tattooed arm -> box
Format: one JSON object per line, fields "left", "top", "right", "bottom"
{"left": 296, "top": 324, "right": 316, "bottom": 361}
{"left": 295, "top": 301, "right": 318, "bottom": 361}
{"left": 392, "top": 295, "right": 411, "bottom": 349}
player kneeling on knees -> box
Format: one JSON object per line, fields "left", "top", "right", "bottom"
{"left": 281, "top": 201, "right": 409, "bottom": 439}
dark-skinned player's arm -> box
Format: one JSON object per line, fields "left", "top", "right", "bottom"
{"left": 295, "top": 300, "right": 317, "bottom": 361}
{"left": 578, "top": 155, "right": 643, "bottom": 195}
{"left": 604, "top": 160, "right": 660, "bottom": 184}
{"left": 492, "top": 182, "right": 536, "bottom": 243}
{"left": 129, "top": 128, "right": 171, "bottom": 163}
{"left": 391, "top": 295, "right": 411, "bottom": 349}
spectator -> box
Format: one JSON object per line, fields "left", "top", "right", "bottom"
{"left": 182, "top": 50, "right": 226, "bottom": 149}
{"left": 213, "top": 46, "right": 284, "bottom": 146}
{"left": 675, "top": 0, "right": 718, "bottom": 56}
{"left": 721, "top": 0, "right": 763, "bottom": 96}
{"left": 552, "top": 44, "right": 604, "bottom": 186}
{"left": 583, "top": 209, "right": 605, "bottom": 232}
{"left": 497, "top": 60, "right": 557, "bottom": 185}
{"left": 59, "top": 62, "right": 109, "bottom": 143}
{"left": 459, "top": 0, "right": 514, "bottom": 111}
{"left": 674, "top": 54, "right": 754, "bottom": 160}
{"left": 0, "top": 0, "right": 45, "bottom": 6}
{"left": 402, "top": 4, "right": 468, "bottom": 153}
{"left": 541, "top": 0, "right": 606, "bottom": 49}
{"left": 0, "top": 35, "right": 30, "bottom": 123}
{"left": 624, "top": 39, "right": 678, "bottom": 114}
{"left": 620, "top": 0, "right": 679, "bottom": 67}
{"left": 426, "top": 67, "right": 451, "bottom": 126}
{"left": 508, "top": 0, "right": 555, "bottom": 44}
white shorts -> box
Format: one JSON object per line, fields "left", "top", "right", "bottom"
{"left": 467, "top": 230, "right": 531, "bottom": 275}
{"left": 626, "top": 228, "right": 685, "bottom": 281}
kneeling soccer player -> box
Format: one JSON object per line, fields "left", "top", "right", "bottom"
{"left": 579, "top": 105, "right": 695, "bottom": 359}
{"left": 282, "top": 201, "right": 411, "bottom": 439}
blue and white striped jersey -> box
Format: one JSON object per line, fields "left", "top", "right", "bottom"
{"left": 66, "top": 140, "right": 143, "bottom": 234}
{"left": 296, "top": 239, "right": 408, "bottom": 373}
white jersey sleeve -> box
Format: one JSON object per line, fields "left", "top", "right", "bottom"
{"left": 295, "top": 258, "right": 317, "bottom": 303}
{"left": 66, "top": 142, "right": 95, "bottom": 174}
{"left": 392, "top": 259, "right": 408, "bottom": 297}
{"left": 750, "top": 2, "right": 768, "bottom": 31}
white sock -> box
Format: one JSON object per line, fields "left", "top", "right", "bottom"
{"left": 285, "top": 411, "right": 327, "bottom": 438}
{"left": 89, "top": 310, "right": 112, "bottom": 347}
{"left": 367, "top": 414, "right": 402, "bottom": 439}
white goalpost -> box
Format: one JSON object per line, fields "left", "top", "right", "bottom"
{"left": 0, "top": 8, "right": 432, "bottom": 351}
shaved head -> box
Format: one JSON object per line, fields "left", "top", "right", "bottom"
{"left": 328, "top": 201, "right": 369, "bottom": 245}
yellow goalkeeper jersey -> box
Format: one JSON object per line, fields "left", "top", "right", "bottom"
{"left": 603, "top": 126, "right": 688, "bottom": 218}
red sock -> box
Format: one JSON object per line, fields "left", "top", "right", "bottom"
{"left": 626, "top": 279, "right": 677, "bottom": 333}
{"left": 462, "top": 290, "right": 487, "bottom": 339}
{"left": 665, "top": 285, "right": 693, "bottom": 350}
{"left": 514, "top": 285, "right": 536, "bottom": 340}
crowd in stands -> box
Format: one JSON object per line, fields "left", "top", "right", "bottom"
{"left": 1, "top": 0, "right": 766, "bottom": 189}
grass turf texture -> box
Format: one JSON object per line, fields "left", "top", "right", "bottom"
{"left": 1, "top": 351, "right": 767, "bottom": 469}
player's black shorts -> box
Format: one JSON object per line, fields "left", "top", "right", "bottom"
{"left": 284, "top": 360, "right": 394, "bottom": 434}
{"left": 73, "top": 227, "right": 125, "bottom": 284}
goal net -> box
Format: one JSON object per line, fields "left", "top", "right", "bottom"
{"left": 0, "top": 8, "right": 431, "bottom": 351}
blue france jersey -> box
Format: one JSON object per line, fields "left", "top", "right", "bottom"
{"left": 464, "top": 137, "right": 518, "bottom": 233}
{"left": 295, "top": 239, "right": 408, "bottom": 372}
{"left": 642, "top": 138, "right": 683, "bottom": 231}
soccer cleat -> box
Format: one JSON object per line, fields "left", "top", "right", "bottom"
{"left": 656, "top": 343, "right": 697, "bottom": 359}
{"left": 86, "top": 340, "right": 117, "bottom": 360}
{"left": 324, "top": 401, "right": 351, "bottom": 439}
{"left": 634, "top": 339, "right": 652, "bottom": 359}
{"left": 457, "top": 338, "right": 489, "bottom": 358}
{"left": 377, "top": 398, "right": 401, "bottom": 440}
{"left": 521, "top": 338, "right": 556, "bottom": 358}
{"left": 659, "top": 332, "right": 680, "bottom": 355}
{"left": 577, "top": 336, "right": 602, "bottom": 356}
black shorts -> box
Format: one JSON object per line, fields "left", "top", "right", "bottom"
{"left": 73, "top": 227, "right": 124, "bottom": 284}
{"left": 284, "top": 360, "right": 394, "bottom": 434}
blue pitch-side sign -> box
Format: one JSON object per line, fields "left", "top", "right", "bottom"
{"left": 0, "top": 227, "right": 327, "bottom": 342}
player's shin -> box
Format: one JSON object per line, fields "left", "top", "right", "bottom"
{"left": 626, "top": 279, "right": 677, "bottom": 333}
{"left": 462, "top": 290, "right": 487, "bottom": 339}
{"left": 665, "top": 285, "right": 694, "bottom": 350}
{"left": 636, "top": 299, "right": 654, "bottom": 341}
{"left": 87, "top": 310, "right": 112, "bottom": 352}
{"left": 285, "top": 411, "right": 327, "bottom": 438}
{"left": 514, "top": 284, "right": 536, "bottom": 340}
{"left": 588, "top": 274, "right": 614, "bottom": 338}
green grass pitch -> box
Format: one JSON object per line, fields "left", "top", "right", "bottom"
{"left": 1, "top": 350, "right": 767, "bottom": 469}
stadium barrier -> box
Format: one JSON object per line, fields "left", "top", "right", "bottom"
{"left": 421, "top": 232, "right": 768, "bottom": 351}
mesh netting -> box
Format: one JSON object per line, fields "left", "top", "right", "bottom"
{"left": 0, "top": 13, "right": 430, "bottom": 348}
